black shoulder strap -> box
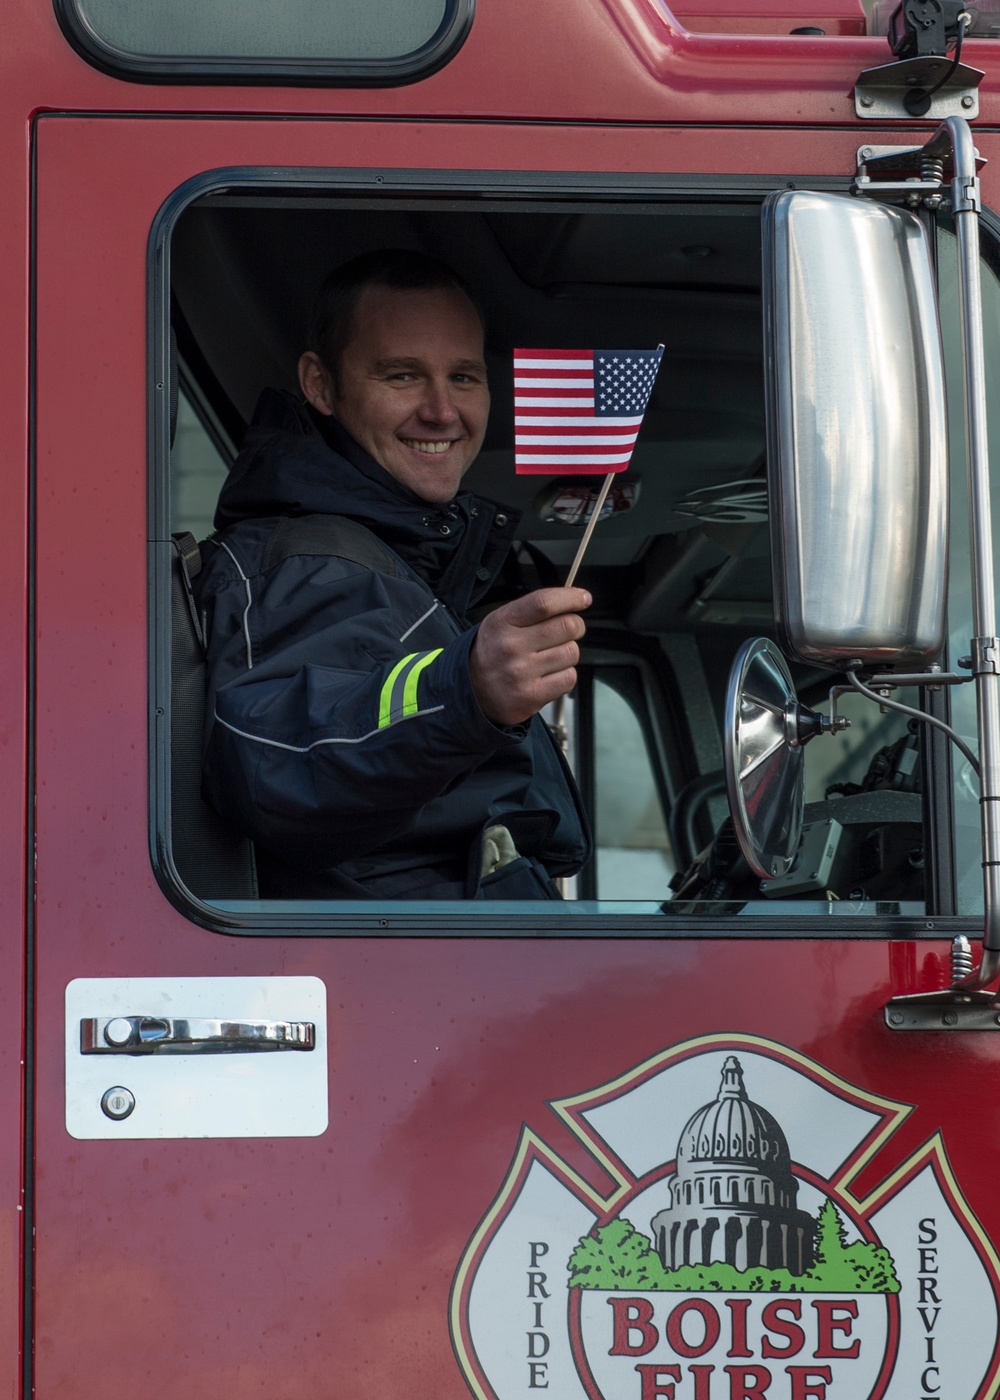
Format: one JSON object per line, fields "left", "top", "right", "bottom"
{"left": 261, "top": 513, "right": 405, "bottom": 578}
{"left": 169, "top": 530, "right": 259, "bottom": 899}
{"left": 172, "top": 531, "right": 205, "bottom": 650}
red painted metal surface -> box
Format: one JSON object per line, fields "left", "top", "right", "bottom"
{"left": 0, "top": 0, "right": 994, "bottom": 1387}
{"left": 0, "top": 0, "right": 997, "bottom": 127}
{"left": 33, "top": 940, "right": 1000, "bottom": 1396}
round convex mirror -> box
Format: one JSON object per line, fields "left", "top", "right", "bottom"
{"left": 724, "top": 637, "right": 806, "bottom": 881}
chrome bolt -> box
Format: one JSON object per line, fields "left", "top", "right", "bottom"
{"left": 860, "top": 96, "right": 874, "bottom": 108}
{"left": 860, "top": 146, "right": 874, "bottom": 157}
{"left": 888, "top": 1011, "right": 904, "bottom": 1025}
{"left": 943, "top": 1010, "right": 959, "bottom": 1026}
{"left": 962, "top": 94, "right": 975, "bottom": 109}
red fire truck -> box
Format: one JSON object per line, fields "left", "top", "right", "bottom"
{"left": 5, "top": 0, "right": 1000, "bottom": 1394}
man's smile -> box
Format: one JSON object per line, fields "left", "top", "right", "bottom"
{"left": 401, "top": 438, "right": 460, "bottom": 454}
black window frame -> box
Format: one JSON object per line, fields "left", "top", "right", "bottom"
{"left": 53, "top": 0, "right": 473, "bottom": 87}
{"left": 149, "top": 160, "right": 961, "bottom": 942}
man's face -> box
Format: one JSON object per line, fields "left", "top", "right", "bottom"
{"left": 300, "top": 283, "right": 490, "bottom": 504}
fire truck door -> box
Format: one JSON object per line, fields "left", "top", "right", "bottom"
{"left": 30, "top": 113, "right": 1000, "bottom": 1399}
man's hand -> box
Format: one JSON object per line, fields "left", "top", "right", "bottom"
{"left": 469, "top": 587, "right": 591, "bottom": 727}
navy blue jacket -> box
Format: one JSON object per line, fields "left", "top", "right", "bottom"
{"left": 194, "top": 390, "right": 591, "bottom": 899}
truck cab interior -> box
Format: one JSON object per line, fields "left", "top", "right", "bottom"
{"left": 161, "top": 177, "right": 986, "bottom": 922}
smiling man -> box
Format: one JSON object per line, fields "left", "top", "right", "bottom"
{"left": 298, "top": 277, "right": 488, "bottom": 505}
{"left": 193, "top": 249, "right": 592, "bottom": 899}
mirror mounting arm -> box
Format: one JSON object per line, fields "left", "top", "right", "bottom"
{"left": 872, "top": 116, "right": 1000, "bottom": 998}
{"left": 786, "top": 703, "right": 848, "bottom": 748}
{"left": 940, "top": 116, "right": 1000, "bottom": 984}
{"left": 842, "top": 669, "right": 981, "bottom": 777}
{"left": 862, "top": 668, "right": 972, "bottom": 689}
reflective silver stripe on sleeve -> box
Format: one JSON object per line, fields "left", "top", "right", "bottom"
{"left": 219, "top": 540, "right": 254, "bottom": 672}
{"left": 214, "top": 707, "right": 446, "bottom": 753}
{"left": 398, "top": 601, "right": 440, "bottom": 643}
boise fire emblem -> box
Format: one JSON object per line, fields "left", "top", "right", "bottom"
{"left": 451, "top": 1035, "right": 1000, "bottom": 1399}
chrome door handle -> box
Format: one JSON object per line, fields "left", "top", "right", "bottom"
{"left": 80, "top": 1016, "right": 316, "bottom": 1054}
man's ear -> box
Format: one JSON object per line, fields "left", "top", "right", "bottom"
{"left": 298, "top": 351, "right": 335, "bottom": 416}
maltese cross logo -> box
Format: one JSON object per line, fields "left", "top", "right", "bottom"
{"left": 451, "top": 1035, "right": 1000, "bottom": 1400}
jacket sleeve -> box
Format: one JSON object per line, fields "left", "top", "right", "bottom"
{"left": 197, "top": 536, "right": 525, "bottom": 869}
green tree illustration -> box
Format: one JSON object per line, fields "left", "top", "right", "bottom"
{"left": 568, "top": 1204, "right": 899, "bottom": 1294}
{"left": 567, "top": 1219, "right": 668, "bottom": 1290}
{"left": 809, "top": 1200, "right": 854, "bottom": 1286}
{"left": 804, "top": 1201, "right": 900, "bottom": 1294}
{"left": 651, "top": 1262, "right": 802, "bottom": 1293}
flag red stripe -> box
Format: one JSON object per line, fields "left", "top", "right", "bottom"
{"left": 514, "top": 348, "right": 592, "bottom": 360}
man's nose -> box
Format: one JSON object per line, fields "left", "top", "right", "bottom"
{"left": 417, "top": 378, "right": 460, "bottom": 424}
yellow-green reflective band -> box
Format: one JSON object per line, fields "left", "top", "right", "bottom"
{"left": 378, "top": 653, "right": 417, "bottom": 730}
{"left": 401, "top": 648, "right": 442, "bottom": 717}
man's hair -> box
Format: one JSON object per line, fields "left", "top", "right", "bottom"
{"left": 306, "top": 248, "right": 485, "bottom": 380}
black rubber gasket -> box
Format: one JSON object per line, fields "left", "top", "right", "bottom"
{"left": 52, "top": 0, "right": 474, "bottom": 87}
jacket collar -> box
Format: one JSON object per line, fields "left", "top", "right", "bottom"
{"left": 214, "top": 389, "right": 520, "bottom": 613}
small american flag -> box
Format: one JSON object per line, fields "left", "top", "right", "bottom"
{"left": 514, "top": 347, "right": 663, "bottom": 475}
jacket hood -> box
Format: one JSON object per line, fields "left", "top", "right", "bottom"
{"left": 214, "top": 389, "right": 520, "bottom": 613}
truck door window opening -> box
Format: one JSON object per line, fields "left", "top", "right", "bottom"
{"left": 155, "top": 175, "right": 982, "bottom": 931}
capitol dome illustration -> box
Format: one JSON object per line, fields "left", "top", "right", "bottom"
{"left": 650, "top": 1056, "right": 816, "bottom": 1274}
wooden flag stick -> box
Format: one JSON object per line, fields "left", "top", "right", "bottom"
{"left": 564, "top": 471, "right": 615, "bottom": 588}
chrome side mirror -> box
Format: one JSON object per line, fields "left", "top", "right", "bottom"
{"left": 724, "top": 638, "right": 847, "bottom": 881}
{"left": 763, "top": 189, "right": 949, "bottom": 668}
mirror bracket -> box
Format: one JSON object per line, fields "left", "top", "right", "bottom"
{"left": 886, "top": 999, "right": 1000, "bottom": 1029}
{"left": 858, "top": 668, "right": 972, "bottom": 690}
{"left": 787, "top": 702, "right": 848, "bottom": 747}
{"left": 971, "top": 635, "right": 1000, "bottom": 675}
{"left": 854, "top": 136, "right": 986, "bottom": 212}
{"left": 886, "top": 939, "right": 1000, "bottom": 1021}
{"left": 854, "top": 58, "right": 982, "bottom": 122}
